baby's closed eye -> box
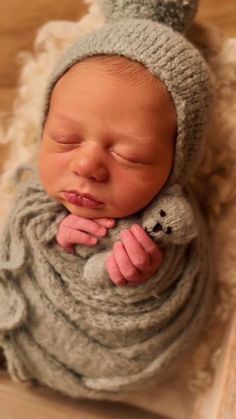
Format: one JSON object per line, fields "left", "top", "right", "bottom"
{"left": 110, "top": 149, "right": 149, "bottom": 165}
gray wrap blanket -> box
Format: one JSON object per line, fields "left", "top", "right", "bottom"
{"left": 0, "top": 167, "right": 214, "bottom": 400}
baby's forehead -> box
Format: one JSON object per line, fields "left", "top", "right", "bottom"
{"left": 58, "top": 55, "right": 166, "bottom": 92}
{"left": 47, "top": 56, "right": 177, "bottom": 150}
{"left": 53, "top": 55, "right": 174, "bottom": 113}
{"left": 68, "top": 55, "right": 153, "bottom": 78}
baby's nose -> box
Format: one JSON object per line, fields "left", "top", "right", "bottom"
{"left": 70, "top": 143, "right": 109, "bottom": 182}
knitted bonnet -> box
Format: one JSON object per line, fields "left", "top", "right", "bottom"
{"left": 41, "top": 0, "right": 213, "bottom": 186}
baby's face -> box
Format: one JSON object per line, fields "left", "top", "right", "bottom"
{"left": 38, "top": 58, "right": 176, "bottom": 219}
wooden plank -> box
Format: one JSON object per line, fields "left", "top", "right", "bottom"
{"left": 0, "top": 0, "right": 235, "bottom": 114}
{"left": 0, "top": 371, "right": 166, "bottom": 419}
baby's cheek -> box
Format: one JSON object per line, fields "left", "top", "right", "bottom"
{"left": 114, "top": 167, "right": 165, "bottom": 216}
{"left": 51, "top": 152, "right": 71, "bottom": 171}
{"left": 113, "top": 170, "right": 147, "bottom": 208}
{"left": 39, "top": 152, "right": 69, "bottom": 194}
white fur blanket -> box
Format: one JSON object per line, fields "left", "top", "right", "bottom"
{"left": 0, "top": 0, "right": 236, "bottom": 417}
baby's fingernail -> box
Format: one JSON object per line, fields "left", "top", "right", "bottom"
{"left": 98, "top": 227, "right": 106, "bottom": 236}
{"left": 106, "top": 219, "right": 115, "bottom": 226}
{"left": 90, "top": 237, "right": 97, "bottom": 245}
{"left": 131, "top": 224, "right": 141, "bottom": 232}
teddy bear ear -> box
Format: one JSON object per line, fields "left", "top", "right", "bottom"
{"left": 98, "top": 0, "right": 199, "bottom": 32}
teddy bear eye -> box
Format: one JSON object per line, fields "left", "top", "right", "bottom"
{"left": 159, "top": 210, "right": 166, "bottom": 217}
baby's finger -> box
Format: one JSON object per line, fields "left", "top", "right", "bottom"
{"left": 120, "top": 229, "right": 151, "bottom": 273}
{"left": 106, "top": 253, "right": 127, "bottom": 286}
{"left": 113, "top": 241, "right": 143, "bottom": 283}
{"left": 59, "top": 226, "right": 98, "bottom": 247}
{"left": 94, "top": 218, "right": 116, "bottom": 229}
{"left": 130, "top": 224, "right": 163, "bottom": 266}
{"left": 63, "top": 214, "right": 107, "bottom": 238}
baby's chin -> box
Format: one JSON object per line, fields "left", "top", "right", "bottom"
{"left": 62, "top": 201, "right": 116, "bottom": 219}
{"left": 61, "top": 201, "right": 140, "bottom": 219}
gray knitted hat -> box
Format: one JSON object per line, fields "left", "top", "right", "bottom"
{"left": 41, "top": 0, "right": 213, "bottom": 186}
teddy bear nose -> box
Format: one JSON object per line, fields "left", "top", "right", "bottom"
{"left": 153, "top": 223, "right": 163, "bottom": 232}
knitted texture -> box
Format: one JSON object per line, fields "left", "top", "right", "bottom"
{"left": 99, "top": 0, "right": 200, "bottom": 32}
{"left": 0, "top": 167, "right": 214, "bottom": 399}
{"left": 40, "top": 0, "right": 213, "bottom": 186}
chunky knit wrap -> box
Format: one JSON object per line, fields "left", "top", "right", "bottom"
{"left": 0, "top": 166, "right": 214, "bottom": 399}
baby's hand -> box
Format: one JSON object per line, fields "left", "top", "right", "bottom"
{"left": 56, "top": 214, "right": 115, "bottom": 252}
{"left": 106, "top": 224, "right": 163, "bottom": 286}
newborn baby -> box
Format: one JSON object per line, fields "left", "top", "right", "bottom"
{"left": 0, "top": 0, "right": 215, "bottom": 400}
{"left": 39, "top": 55, "right": 177, "bottom": 286}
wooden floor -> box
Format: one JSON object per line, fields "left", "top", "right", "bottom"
{"left": 0, "top": 1, "right": 235, "bottom": 418}
{"left": 0, "top": 370, "right": 165, "bottom": 419}
{"left": 0, "top": 0, "right": 235, "bottom": 116}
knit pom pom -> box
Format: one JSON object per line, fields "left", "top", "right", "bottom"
{"left": 98, "top": 0, "right": 199, "bottom": 32}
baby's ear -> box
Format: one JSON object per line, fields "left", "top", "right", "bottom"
{"left": 98, "top": 0, "right": 199, "bottom": 32}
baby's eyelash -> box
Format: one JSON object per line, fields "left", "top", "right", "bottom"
{"left": 52, "top": 137, "right": 81, "bottom": 146}
{"left": 56, "top": 140, "right": 81, "bottom": 145}
{"left": 110, "top": 150, "right": 142, "bottom": 164}
{"left": 51, "top": 134, "right": 82, "bottom": 144}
